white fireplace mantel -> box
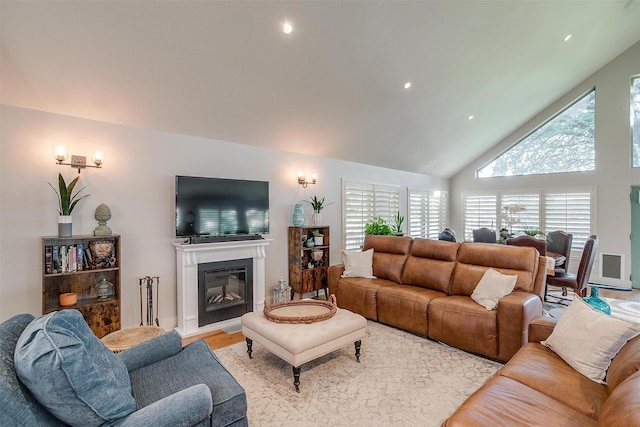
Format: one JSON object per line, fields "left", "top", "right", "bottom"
{"left": 173, "top": 239, "right": 271, "bottom": 337}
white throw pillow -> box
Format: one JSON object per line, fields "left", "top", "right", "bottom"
{"left": 542, "top": 297, "right": 640, "bottom": 384}
{"left": 341, "top": 249, "right": 376, "bottom": 278}
{"left": 471, "top": 268, "right": 518, "bottom": 310}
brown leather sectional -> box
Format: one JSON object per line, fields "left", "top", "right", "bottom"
{"left": 443, "top": 317, "right": 640, "bottom": 426}
{"left": 327, "top": 235, "right": 546, "bottom": 362}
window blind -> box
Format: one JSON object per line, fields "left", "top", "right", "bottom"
{"left": 408, "top": 190, "right": 447, "bottom": 239}
{"left": 343, "top": 181, "right": 399, "bottom": 250}
{"left": 544, "top": 192, "right": 592, "bottom": 249}
{"left": 463, "top": 194, "right": 497, "bottom": 241}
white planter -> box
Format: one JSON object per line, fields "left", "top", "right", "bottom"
{"left": 313, "top": 236, "right": 324, "bottom": 246}
{"left": 58, "top": 215, "right": 72, "bottom": 237}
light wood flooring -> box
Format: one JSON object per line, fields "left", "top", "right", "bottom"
{"left": 185, "top": 287, "right": 640, "bottom": 350}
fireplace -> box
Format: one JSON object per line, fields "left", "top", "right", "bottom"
{"left": 173, "top": 239, "right": 270, "bottom": 337}
{"left": 198, "top": 258, "right": 253, "bottom": 327}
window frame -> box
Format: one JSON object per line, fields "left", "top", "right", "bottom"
{"left": 631, "top": 75, "right": 640, "bottom": 167}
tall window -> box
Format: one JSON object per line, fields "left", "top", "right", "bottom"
{"left": 478, "top": 90, "right": 595, "bottom": 177}
{"left": 408, "top": 190, "right": 447, "bottom": 239}
{"left": 632, "top": 77, "right": 640, "bottom": 167}
{"left": 343, "top": 181, "right": 399, "bottom": 250}
{"left": 462, "top": 189, "right": 593, "bottom": 250}
{"left": 463, "top": 194, "right": 497, "bottom": 242}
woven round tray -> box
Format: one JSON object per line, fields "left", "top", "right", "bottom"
{"left": 264, "top": 294, "right": 337, "bottom": 324}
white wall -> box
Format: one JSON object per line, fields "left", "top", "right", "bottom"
{"left": 450, "top": 41, "right": 640, "bottom": 288}
{"left": 0, "top": 105, "right": 447, "bottom": 326}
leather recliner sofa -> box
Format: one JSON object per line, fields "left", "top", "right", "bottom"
{"left": 443, "top": 316, "right": 640, "bottom": 426}
{"left": 328, "top": 235, "right": 546, "bottom": 362}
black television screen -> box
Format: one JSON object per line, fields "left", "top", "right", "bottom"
{"left": 175, "top": 176, "right": 269, "bottom": 237}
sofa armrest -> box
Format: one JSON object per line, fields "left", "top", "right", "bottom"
{"left": 113, "top": 384, "right": 212, "bottom": 427}
{"left": 328, "top": 264, "right": 345, "bottom": 298}
{"left": 497, "top": 292, "right": 543, "bottom": 361}
{"left": 118, "top": 331, "right": 183, "bottom": 372}
{"left": 528, "top": 316, "right": 558, "bottom": 343}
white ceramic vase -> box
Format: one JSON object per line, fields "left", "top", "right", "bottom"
{"left": 58, "top": 215, "right": 72, "bottom": 237}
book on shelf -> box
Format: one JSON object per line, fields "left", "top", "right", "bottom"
{"left": 45, "top": 241, "right": 117, "bottom": 274}
{"left": 44, "top": 246, "right": 53, "bottom": 274}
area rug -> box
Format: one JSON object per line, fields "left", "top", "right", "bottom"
{"left": 214, "top": 321, "right": 502, "bottom": 427}
{"left": 544, "top": 297, "right": 640, "bottom": 323}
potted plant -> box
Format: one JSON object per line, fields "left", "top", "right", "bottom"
{"left": 49, "top": 173, "right": 89, "bottom": 237}
{"left": 312, "top": 229, "right": 324, "bottom": 246}
{"left": 390, "top": 211, "right": 405, "bottom": 236}
{"left": 304, "top": 196, "right": 334, "bottom": 226}
{"left": 364, "top": 216, "right": 391, "bottom": 235}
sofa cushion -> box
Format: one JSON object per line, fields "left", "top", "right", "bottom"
{"left": 606, "top": 334, "right": 640, "bottom": 392}
{"left": 598, "top": 370, "right": 640, "bottom": 427}
{"left": 14, "top": 310, "right": 136, "bottom": 426}
{"left": 0, "top": 314, "right": 65, "bottom": 426}
{"left": 340, "top": 248, "right": 375, "bottom": 278}
{"left": 362, "top": 235, "right": 412, "bottom": 283}
{"left": 442, "top": 375, "right": 597, "bottom": 427}
{"left": 377, "top": 286, "right": 446, "bottom": 336}
{"left": 128, "top": 339, "right": 247, "bottom": 427}
{"left": 542, "top": 297, "right": 640, "bottom": 384}
{"left": 499, "top": 343, "right": 607, "bottom": 417}
{"left": 428, "top": 296, "right": 498, "bottom": 359}
{"left": 451, "top": 243, "right": 538, "bottom": 296}
{"left": 401, "top": 239, "right": 459, "bottom": 293}
{"left": 471, "top": 268, "right": 517, "bottom": 310}
{"left": 335, "top": 276, "right": 397, "bottom": 320}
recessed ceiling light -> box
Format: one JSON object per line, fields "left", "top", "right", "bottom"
{"left": 403, "top": 82, "right": 412, "bottom": 89}
{"left": 283, "top": 22, "right": 293, "bottom": 34}
{"left": 563, "top": 34, "right": 572, "bottom": 42}
{"left": 468, "top": 115, "right": 475, "bottom": 121}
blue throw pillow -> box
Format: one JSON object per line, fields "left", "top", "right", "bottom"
{"left": 14, "top": 310, "right": 136, "bottom": 426}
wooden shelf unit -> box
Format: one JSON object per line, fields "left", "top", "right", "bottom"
{"left": 288, "top": 226, "right": 330, "bottom": 299}
{"left": 42, "top": 234, "right": 121, "bottom": 338}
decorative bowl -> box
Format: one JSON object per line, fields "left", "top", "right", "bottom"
{"left": 59, "top": 292, "right": 77, "bottom": 307}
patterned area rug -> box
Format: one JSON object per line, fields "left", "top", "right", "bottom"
{"left": 544, "top": 295, "right": 640, "bottom": 323}
{"left": 214, "top": 321, "right": 502, "bottom": 427}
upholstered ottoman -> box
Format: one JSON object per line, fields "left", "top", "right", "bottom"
{"left": 240, "top": 308, "right": 367, "bottom": 392}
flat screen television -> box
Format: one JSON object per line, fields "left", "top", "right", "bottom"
{"left": 175, "top": 176, "right": 269, "bottom": 238}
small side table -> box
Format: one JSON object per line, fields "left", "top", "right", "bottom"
{"left": 101, "top": 326, "right": 164, "bottom": 353}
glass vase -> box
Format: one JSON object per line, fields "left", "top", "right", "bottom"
{"left": 584, "top": 287, "right": 611, "bottom": 315}
{"left": 292, "top": 204, "right": 305, "bottom": 227}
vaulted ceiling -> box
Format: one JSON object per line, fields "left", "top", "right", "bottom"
{"left": 2, "top": 1, "right": 640, "bottom": 177}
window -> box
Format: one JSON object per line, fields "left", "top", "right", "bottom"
{"left": 463, "top": 194, "right": 497, "bottom": 242}
{"left": 408, "top": 190, "right": 447, "bottom": 239}
{"left": 632, "top": 77, "right": 640, "bottom": 167}
{"left": 343, "top": 181, "right": 400, "bottom": 250}
{"left": 462, "top": 189, "right": 593, "bottom": 250}
{"left": 478, "top": 90, "right": 596, "bottom": 178}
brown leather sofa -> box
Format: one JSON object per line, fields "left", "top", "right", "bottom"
{"left": 328, "top": 235, "right": 546, "bottom": 362}
{"left": 443, "top": 316, "right": 640, "bottom": 426}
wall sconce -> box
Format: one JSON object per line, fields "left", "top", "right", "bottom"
{"left": 53, "top": 145, "right": 103, "bottom": 173}
{"left": 297, "top": 171, "right": 317, "bottom": 188}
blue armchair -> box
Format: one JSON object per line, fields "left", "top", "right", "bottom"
{"left": 1, "top": 311, "right": 247, "bottom": 426}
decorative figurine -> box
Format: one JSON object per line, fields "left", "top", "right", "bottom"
{"left": 93, "top": 203, "right": 112, "bottom": 236}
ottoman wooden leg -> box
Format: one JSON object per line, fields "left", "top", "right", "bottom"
{"left": 246, "top": 338, "right": 253, "bottom": 359}
{"left": 292, "top": 365, "right": 301, "bottom": 393}
{"left": 354, "top": 340, "right": 362, "bottom": 362}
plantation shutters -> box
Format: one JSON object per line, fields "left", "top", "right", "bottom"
{"left": 463, "top": 194, "right": 497, "bottom": 242}
{"left": 499, "top": 193, "right": 540, "bottom": 235}
{"left": 343, "top": 181, "right": 399, "bottom": 250}
{"left": 408, "top": 190, "right": 447, "bottom": 239}
{"left": 544, "top": 192, "right": 592, "bottom": 249}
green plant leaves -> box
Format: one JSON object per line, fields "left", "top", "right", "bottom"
{"left": 49, "top": 173, "right": 89, "bottom": 215}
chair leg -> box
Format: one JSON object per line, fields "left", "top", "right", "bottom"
{"left": 562, "top": 287, "right": 568, "bottom": 296}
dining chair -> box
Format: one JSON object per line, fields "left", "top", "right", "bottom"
{"left": 546, "top": 235, "right": 598, "bottom": 299}
{"left": 472, "top": 228, "right": 497, "bottom": 243}
{"left": 546, "top": 230, "right": 573, "bottom": 274}
{"left": 506, "top": 235, "right": 546, "bottom": 257}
